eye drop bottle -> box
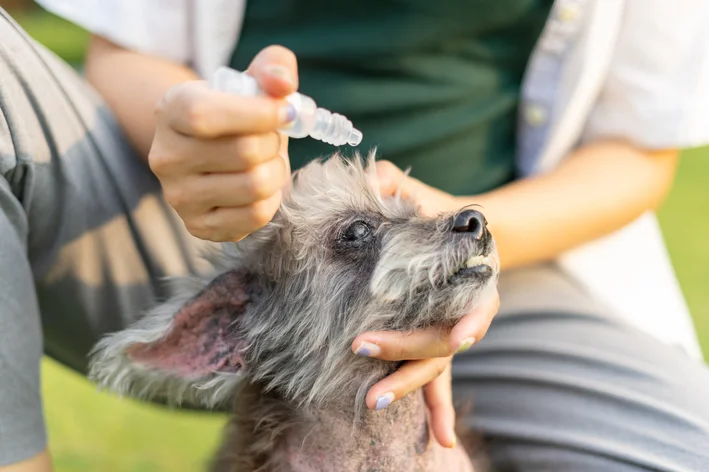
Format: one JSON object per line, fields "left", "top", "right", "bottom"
{"left": 209, "top": 66, "right": 363, "bottom": 147}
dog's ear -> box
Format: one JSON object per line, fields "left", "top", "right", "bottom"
{"left": 88, "top": 270, "right": 254, "bottom": 407}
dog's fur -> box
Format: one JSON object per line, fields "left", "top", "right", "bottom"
{"left": 88, "top": 153, "right": 499, "bottom": 471}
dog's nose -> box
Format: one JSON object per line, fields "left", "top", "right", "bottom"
{"left": 452, "top": 209, "right": 487, "bottom": 240}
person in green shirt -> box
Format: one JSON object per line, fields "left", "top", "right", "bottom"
{"left": 3, "top": 1, "right": 709, "bottom": 471}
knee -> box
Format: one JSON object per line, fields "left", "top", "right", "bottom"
{"left": 454, "top": 312, "right": 709, "bottom": 468}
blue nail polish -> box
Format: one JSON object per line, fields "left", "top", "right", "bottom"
{"left": 357, "top": 347, "right": 372, "bottom": 357}
{"left": 375, "top": 393, "right": 394, "bottom": 410}
{"left": 354, "top": 342, "right": 381, "bottom": 357}
{"left": 283, "top": 103, "right": 297, "bottom": 123}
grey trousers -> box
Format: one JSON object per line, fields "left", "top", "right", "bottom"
{"left": 1, "top": 8, "right": 709, "bottom": 471}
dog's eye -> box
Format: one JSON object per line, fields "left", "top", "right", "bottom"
{"left": 342, "top": 221, "right": 372, "bottom": 242}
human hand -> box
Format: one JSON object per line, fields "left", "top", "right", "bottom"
{"left": 149, "top": 46, "right": 299, "bottom": 242}
{"left": 352, "top": 160, "right": 501, "bottom": 448}
{"left": 351, "top": 295, "right": 500, "bottom": 448}
{"left": 373, "top": 160, "right": 468, "bottom": 216}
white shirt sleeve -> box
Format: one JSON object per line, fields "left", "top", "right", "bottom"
{"left": 583, "top": 0, "right": 709, "bottom": 150}
{"left": 35, "top": 0, "right": 192, "bottom": 65}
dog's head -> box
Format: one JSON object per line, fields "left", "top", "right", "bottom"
{"left": 89, "top": 153, "right": 498, "bottom": 409}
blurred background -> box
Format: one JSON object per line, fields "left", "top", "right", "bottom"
{"left": 2, "top": 2, "right": 708, "bottom": 471}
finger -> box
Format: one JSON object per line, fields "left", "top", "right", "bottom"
{"left": 449, "top": 289, "right": 500, "bottom": 353}
{"left": 424, "top": 365, "right": 456, "bottom": 448}
{"left": 278, "top": 133, "right": 291, "bottom": 180}
{"left": 352, "top": 290, "right": 501, "bottom": 359}
{"left": 186, "top": 190, "right": 282, "bottom": 242}
{"left": 164, "top": 156, "right": 288, "bottom": 216}
{"left": 365, "top": 356, "right": 451, "bottom": 411}
{"left": 374, "top": 160, "right": 447, "bottom": 216}
{"left": 159, "top": 131, "right": 282, "bottom": 175}
{"left": 373, "top": 160, "right": 407, "bottom": 197}
{"left": 375, "top": 160, "right": 426, "bottom": 201}
{"left": 195, "top": 132, "right": 282, "bottom": 173}
{"left": 352, "top": 328, "right": 452, "bottom": 361}
{"left": 247, "top": 45, "right": 299, "bottom": 98}
{"left": 160, "top": 81, "right": 295, "bottom": 138}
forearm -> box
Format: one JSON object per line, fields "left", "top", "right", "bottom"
{"left": 84, "top": 35, "right": 199, "bottom": 159}
{"left": 0, "top": 450, "right": 52, "bottom": 472}
{"left": 466, "top": 140, "right": 679, "bottom": 270}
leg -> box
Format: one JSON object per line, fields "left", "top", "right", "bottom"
{"left": 452, "top": 263, "right": 709, "bottom": 471}
{"left": 0, "top": 9, "right": 208, "bottom": 465}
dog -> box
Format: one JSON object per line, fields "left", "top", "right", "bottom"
{"left": 88, "top": 153, "right": 499, "bottom": 471}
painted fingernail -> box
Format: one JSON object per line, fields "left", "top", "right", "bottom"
{"left": 280, "top": 103, "right": 297, "bottom": 124}
{"left": 456, "top": 337, "right": 476, "bottom": 354}
{"left": 354, "top": 342, "right": 381, "bottom": 357}
{"left": 375, "top": 392, "right": 395, "bottom": 410}
{"left": 265, "top": 65, "right": 294, "bottom": 86}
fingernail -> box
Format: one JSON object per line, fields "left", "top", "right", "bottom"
{"left": 280, "top": 103, "right": 297, "bottom": 124}
{"left": 354, "top": 342, "right": 381, "bottom": 357}
{"left": 375, "top": 392, "right": 395, "bottom": 410}
{"left": 265, "top": 65, "right": 294, "bottom": 86}
{"left": 449, "top": 436, "right": 457, "bottom": 449}
{"left": 456, "top": 337, "right": 476, "bottom": 354}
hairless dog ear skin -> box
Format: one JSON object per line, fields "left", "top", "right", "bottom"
{"left": 89, "top": 270, "right": 256, "bottom": 408}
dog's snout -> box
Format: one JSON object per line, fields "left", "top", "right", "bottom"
{"left": 452, "top": 209, "right": 487, "bottom": 240}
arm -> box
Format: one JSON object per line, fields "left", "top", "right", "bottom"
{"left": 0, "top": 451, "right": 52, "bottom": 472}
{"left": 471, "top": 140, "right": 679, "bottom": 270}
{"left": 377, "top": 139, "right": 679, "bottom": 270}
{"left": 84, "top": 35, "right": 199, "bottom": 160}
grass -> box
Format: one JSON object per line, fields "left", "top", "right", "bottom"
{"left": 657, "top": 146, "right": 709, "bottom": 342}
{"left": 7, "top": 7, "right": 709, "bottom": 472}
{"left": 42, "top": 361, "right": 225, "bottom": 472}
{"left": 9, "top": 8, "right": 89, "bottom": 66}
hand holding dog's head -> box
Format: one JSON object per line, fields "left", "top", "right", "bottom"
{"left": 89, "top": 153, "right": 498, "bottom": 409}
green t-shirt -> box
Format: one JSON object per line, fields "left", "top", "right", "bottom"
{"left": 230, "top": 0, "right": 553, "bottom": 195}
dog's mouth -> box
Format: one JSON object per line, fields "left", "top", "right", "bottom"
{"left": 450, "top": 252, "right": 499, "bottom": 281}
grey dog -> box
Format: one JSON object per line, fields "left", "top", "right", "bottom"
{"left": 88, "top": 153, "right": 500, "bottom": 471}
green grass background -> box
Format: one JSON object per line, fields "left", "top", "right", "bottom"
{"left": 7, "top": 7, "right": 709, "bottom": 472}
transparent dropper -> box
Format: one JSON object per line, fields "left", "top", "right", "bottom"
{"left": 209, "top": 67, "right": 363, "bottom": 147}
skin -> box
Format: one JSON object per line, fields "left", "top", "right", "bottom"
{"left": 2, "top": 36, "right": 679, "bottom": 471}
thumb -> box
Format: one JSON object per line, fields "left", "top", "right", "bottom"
{"left": 247, "top": 45, "right": 299, "bottom": 98}
{"left": 374, "top": 160, "right": 427, "bottom": 202}
{"left": 279, "top": 133, "right": 293, "bottom": 191}
{"left": 374, "top": 160, "right": 408, "bottom": 197}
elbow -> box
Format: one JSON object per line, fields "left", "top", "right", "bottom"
{"left": 643, "top": 148, "right": 680, "bottom": 212}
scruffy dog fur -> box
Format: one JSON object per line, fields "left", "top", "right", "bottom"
{"left": 89, "top": 153, "right": 499, "bottom": 471}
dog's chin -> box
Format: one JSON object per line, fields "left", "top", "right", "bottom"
{"left": 449, "top": 252, "right": 499, "bottom": 284}
{"left": 451, "top": 263, "right": 493, "bottom": 281}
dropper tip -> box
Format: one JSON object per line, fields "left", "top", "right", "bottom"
{"left": 347, "top": 128, "right": 363, "bottom": 147}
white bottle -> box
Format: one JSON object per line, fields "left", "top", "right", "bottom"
{"left": 209, "top": 66, "right": 363, "bottom": 147}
